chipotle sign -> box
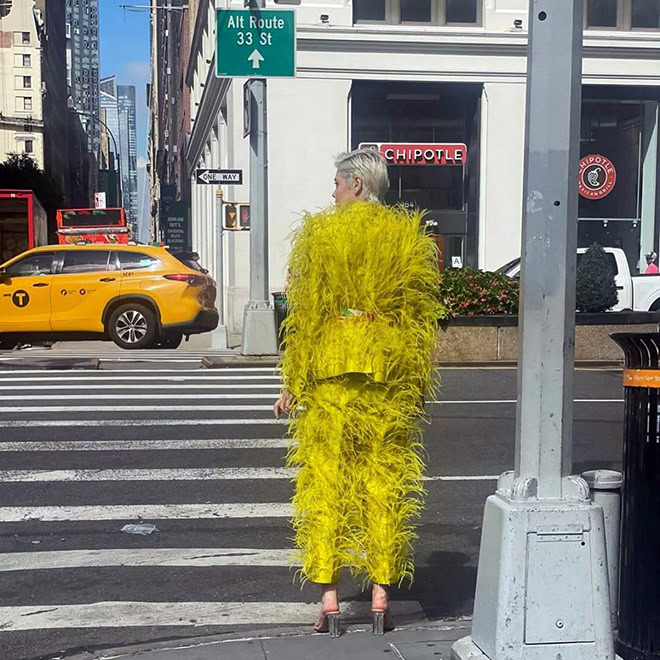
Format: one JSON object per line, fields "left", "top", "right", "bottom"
{"left": 359, "top": 142, "right": 467, "bottom": 166}
{"left": 578, "top": 154, "right": 616, "bottom": 200}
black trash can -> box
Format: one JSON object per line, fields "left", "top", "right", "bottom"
{"left": 610, "top": 332, "right": 660, "bottom": 660}
{"left": 272, "top": 292, "right": 288, "bottom": 350}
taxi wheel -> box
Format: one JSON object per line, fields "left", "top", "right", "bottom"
{"left": 108, "top": 303, "right": 158, "bottom": 350}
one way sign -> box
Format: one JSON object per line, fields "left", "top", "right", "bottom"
{"left": 196, "top": 169, "right": 243, "bottom": 185}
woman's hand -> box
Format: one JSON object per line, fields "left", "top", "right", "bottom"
{"left": 273, "top": 391, "right": 295, "bottom": 419}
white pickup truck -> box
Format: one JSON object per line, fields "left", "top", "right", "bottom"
{"left": 496, "top": 247, "right": 660, "bottom": 312}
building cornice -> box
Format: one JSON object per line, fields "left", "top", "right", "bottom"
{"left": 296, "top": 25, "right": 660, "bottom": 60}
{"left": 186, "top": 54, "right": 230, "bottom": 167}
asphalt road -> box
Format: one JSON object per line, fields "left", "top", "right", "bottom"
{"left": 0, "top": 356, "right": 626, "bottom": 660}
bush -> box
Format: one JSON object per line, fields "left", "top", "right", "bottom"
{"left": 575, "top": 243, "right": 618, "bottom": 313}
{"left": 439, "top": 267, "right": 519, "bottom": 317}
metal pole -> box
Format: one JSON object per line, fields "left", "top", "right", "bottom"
{"left": 514, "top": 0, "right": 583, "bottom": 499}
{"left": 452, "top": 3, "right": 614, "bottom": 658}
{"left": 249, "top": 77, "right": 268, "bottom": 304}
{"left": 211, "top": 185, "right": 228, "bottom": 349}
{"left": 73, "top": 109, "right": 122, "bottom": 207}
{"left": 240, "top": 0, "right": 278, "bottom": 355}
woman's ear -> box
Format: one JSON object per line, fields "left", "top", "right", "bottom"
{"left": 352, "top": 175, "right": 363, "bottom": 197}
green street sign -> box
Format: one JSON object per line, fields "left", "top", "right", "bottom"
{"left": 216, "top": 9, "right": 296, "bottom": 78}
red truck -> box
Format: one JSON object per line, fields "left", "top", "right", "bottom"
{"left": 0, "top": 189, "right": 48, "bottom": 264}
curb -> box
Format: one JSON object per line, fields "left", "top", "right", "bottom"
{"left": 202, "top": 356, "right": 280, "bottom": 369}
{"left": 0, "top": 357, "right": 100, "bottom": 370}
{"left": 63, "top": 619, "right": 473, "bottom": 660}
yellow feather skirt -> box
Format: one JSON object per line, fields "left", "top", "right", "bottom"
{"left": 287, "top": 373, "right": 426, "bottom": 586}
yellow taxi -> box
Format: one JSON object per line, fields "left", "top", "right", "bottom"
{"left": 0, "top": 244, "right": 218, "bottom": 349}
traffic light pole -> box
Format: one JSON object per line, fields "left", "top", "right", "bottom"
{"left": 240, "top": 38, "right": 278, "bottom": 355}
{"left": 210, "top": 186, "right": 228, "bottom": 350}
{"left": 452, "top": 2, "right": 614, "bottom": 659}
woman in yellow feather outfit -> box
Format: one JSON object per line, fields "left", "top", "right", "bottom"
{"left": 274, "top": 148, "right": 441, "bottom": 637}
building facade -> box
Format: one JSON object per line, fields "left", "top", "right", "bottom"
{"left": 0, "top": 0, "right": 93, "bottom": 214}
{"left": 148, "top": 0, "right": 192, "bottom": 248}
{"left": 65, "top": 0, "right": 99, "bottom": 154}
{"left": 0, "top": 0, "right": 45, "bottom": 167}
{"left": 179, "top": 0, "right": 660, "bottom": 335}
{"left": 117, "top": 84, "right": 139, "bottom": 237}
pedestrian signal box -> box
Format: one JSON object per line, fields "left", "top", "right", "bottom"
{"left": 224, "top": 202, "right": 250, "bottom": 230}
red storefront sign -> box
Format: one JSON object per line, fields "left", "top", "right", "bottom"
{"left": 359, "top": 142, "right": 467, "bottom": 166}
{"left": 578, "top": 154, "right": 616, "bottom": 200}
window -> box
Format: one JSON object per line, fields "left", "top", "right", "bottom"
{"left": 587, "top": 0, "right": 659, "bottom": 29}
{"left": 354, "top": 0, "right": 480, "bottom": 25}
{"left": 117, "top": 252, "right": 160, "bottom": 270}
{"left": 23, "top": 76, "right": 31, "bottom": 89}
{"left": 61, "top": 250, "right": 112, "bottom": 274}
{"left": 24, "top": 139, "right": 33, "bottom": 154}
{"left": 22, "top": 31, "right": 30, "bottom": 44}
{"left": 15, "top": 97, "right": 32, "bottom": 112}
{"left": 6, "top": 252, "right": 54, "bottom": 277}
{"left": 14, "top": 54, "right": 31, "bottom": 67}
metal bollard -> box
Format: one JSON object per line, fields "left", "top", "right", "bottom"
{"left": 582, "top": 469, "right": 622, "bottom": 626}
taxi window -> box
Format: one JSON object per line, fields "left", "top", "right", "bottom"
{"left": 61, "top": 250, "right": 113, "bottom": 274}
{"left": 5, "top": 252, "right": 54, "bottom": 277}
{"left": 118, "top": 252, "right": 160, "bottom": 270}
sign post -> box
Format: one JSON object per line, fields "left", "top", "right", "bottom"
{"left": 216, "top": 2, "right": 294, "bottom": 355}
{"left": 453, "top": 2, "right": 614, "bottom": 659}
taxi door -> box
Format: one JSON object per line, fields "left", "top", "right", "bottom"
{"left": 0, "top": 251, "right": 55, "bottom": 332}
{"left": 50, "top": 249, "right": 121, "bottom": 332}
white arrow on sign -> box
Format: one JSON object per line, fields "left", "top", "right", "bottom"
{"left": 247, "top": 49, "right": 265, "bottom": 70}
{"left": 199, "top": 171, "right": 211, "bottom": 184}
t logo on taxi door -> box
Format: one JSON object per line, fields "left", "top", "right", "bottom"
{"left": 12, "top": 290, "right": 29, "bottom": 308}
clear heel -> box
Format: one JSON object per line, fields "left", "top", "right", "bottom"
{"left": 327, "top": 612, "right": 340, "bottom": 638}
{"left": 372, "top": 610, "right": 394, "bottom": 635}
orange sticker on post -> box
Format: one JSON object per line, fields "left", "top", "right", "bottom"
{"left": 623, "top": 369, "right": 660, "bottom": 388}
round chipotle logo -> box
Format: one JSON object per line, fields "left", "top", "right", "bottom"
{"left": 579, "top": 154, "right": 616, "bottom": 200}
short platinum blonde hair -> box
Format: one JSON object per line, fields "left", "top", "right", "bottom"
{"left": 334, "top": 148, "right": 390, "bottom": 203}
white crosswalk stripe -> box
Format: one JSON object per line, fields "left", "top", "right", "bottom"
{"left": 0, "top": 363, "right": 431, "bottom": 648}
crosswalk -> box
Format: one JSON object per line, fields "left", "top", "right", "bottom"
{"left": 0, "top": 365, "right": 443, "bottom": 659}
{"left": 0, "top": 345, "right": 242, "bottom": 364}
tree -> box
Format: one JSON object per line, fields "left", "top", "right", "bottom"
{"left": 0, "top": 153, "right": 63, "bottom": 207}
{"left": 576, "top": 243, "right": 618, "bottom": 313}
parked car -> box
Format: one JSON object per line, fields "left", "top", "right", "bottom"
{"left": 0, "top": 244, "right": 218, "bottom": 349}
{"left": 496, "top": 247, "right": 660, "bottom": 312}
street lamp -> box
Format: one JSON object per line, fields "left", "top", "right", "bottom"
{"left": 68, "top": 104, "right": 122, "bottom": 207}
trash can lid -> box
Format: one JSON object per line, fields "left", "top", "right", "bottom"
{"left": 581, "top": 469, "right": 623, "bottom": 490}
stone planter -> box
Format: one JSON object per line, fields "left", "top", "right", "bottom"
{"left": 434, "top": 311, "right": 660, "bottom": 363}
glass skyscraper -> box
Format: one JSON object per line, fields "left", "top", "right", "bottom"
{"left": 65, "top": 0, "right": 100, "bottom": 154}
{"left": 117, "top": 85, "right": 138, "bottom": 236}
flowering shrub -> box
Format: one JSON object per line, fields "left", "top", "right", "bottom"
{"left": 439, "top": 267, "right": 519, "bottom": 317}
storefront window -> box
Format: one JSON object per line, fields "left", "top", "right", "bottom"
{"left": 578, "top": 97, "right": 659, "bottom": 274}
{"left": 587, "top": 0, "right": 617, "bottom": 27}
{"left": 352, "top": 81, "right": 482, "bottom": 267}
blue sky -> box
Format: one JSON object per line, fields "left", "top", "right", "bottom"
{"left": 99, "top": 1, "right": 151, "bottom": 162}
{"left": 99, "top": 1, "right": 151, "bottom": 235}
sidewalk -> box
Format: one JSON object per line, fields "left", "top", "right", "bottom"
{"left": 66, "top": 621, "right": 470, "bottom": 660}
